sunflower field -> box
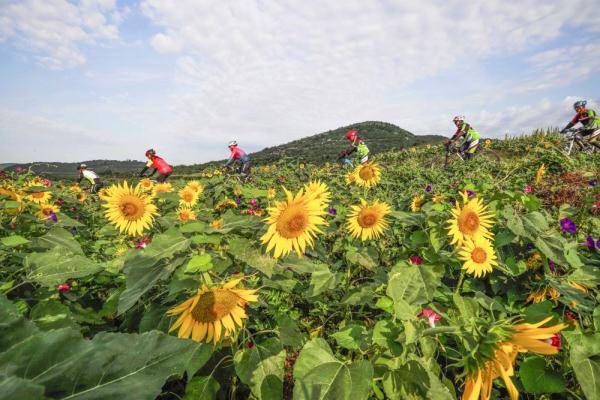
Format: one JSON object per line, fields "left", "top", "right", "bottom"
{"left": 1, "top": 132, "right": 599, "bottom": 400}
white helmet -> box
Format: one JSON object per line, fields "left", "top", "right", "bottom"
{"left": 228, "top": 140, "right": 238, "bottom": 147}
{"left": 78, "top": 163, "right": 87, "bottom": 169}
{"left": 453, "top": 116, "right": 465, "bottom": 122}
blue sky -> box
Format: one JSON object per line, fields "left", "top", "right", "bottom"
{"left": 1, "top": 0, "right": 598, "bottom": 164}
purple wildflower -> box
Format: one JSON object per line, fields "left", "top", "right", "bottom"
{"left": 560, "top": 217, "right": 577, "bottom": 234}
{"left": 449, "top": 197, "right": 456, "bottom": 205}
{"left": 328, "top": 207, "right": 337, "bottom": 216}
{"left": 304, "top": 251, "right": 313, "bottom": 258}
{"left": 70, "top": 226, "right": 78, "bottom": 233}
{"left": 466, "top": 190, "right": 475, "bottom": 197}
{"left": 425, "top": 185, "right": 432, "bottom": 193}
{"left": 581, "top": 235, "right": 596, "bottom": 250}
{"left": 548, "top": 259, "right": 555, "bottom": 273}
{"left": 48, "top": 211, "right": 58, "bottom": 223}
{"left": 588, "top": 179, "right": 597, "bottom": 187}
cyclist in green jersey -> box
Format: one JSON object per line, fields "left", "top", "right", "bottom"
{"left": 446, "top": 116, "right": 481, "bottom": 159}
{"left": 338, "top": 129, "right": 370, "bottom": 166}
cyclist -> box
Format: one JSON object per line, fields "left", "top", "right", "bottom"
{"left": 140, "top": 149, "right": 173, "bottom": 182}
{"left": 338, "top": 129, "right": 370, "bottom": 166}
{"left": 76, "top": 164, "right": 103, "bottom": 193}
{"left": 561, "top": 100, "right": 600, "bottom": 149}
{"left": 446, "top": 116, "right": 481, "bottom": 159}
{"left": 222, "top": 141, "right": 251, "bottom": 177}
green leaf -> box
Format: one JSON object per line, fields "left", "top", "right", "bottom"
{"left": 179, "top": 221, "right": 207, "bottom": 233}
{"left": 0, "top": 235, "right": 29, "bottom": 247}
{"left": 0, "top": 200, "right": 22, "bottom": 209}
{"left": 276, "top": 314, "right": 306, "bottom": 350}
{"left": 25, "top": 247, "right": 103, "bottom": 287}
{"left": 308, "top": 265, "right": 336, "bottom": 297}
{"left": 183, "top": 376, "right": 220, "bottom": 400}
{"left": 519, "top": 356, "right": 565, "bottom": 394}
{"left": 185, "top": 254, "right": 213, "bottom": 273}
{"left": 382, "top": 360, "right": 429, "bottom": 399}
{"left": 0, "top": 328, "right": 204, "bottom": 400}
{"left": 524, "top": 301, "right": 557, "bottom": 324}
{"left": 293, "top": 339, "right": 373, "bottom": 400}
{"left": 30, "top": 300, "right": 79, "bottom": 331}
{"left": 0, "top": 375, "right": 45, "bottom": 400}
{"left": 331, "top": 324, "right": 369, "bottom": 351}
{"left": 494, "top": 229, "right": 515, "bottom": 247}
{"left": 190, "top": 233, "right": 221, "bottom": 245}
{"left": 0, "top": 294, "right": 39, "bottom": 352}
{"left": 228, "top": 237, "right": 276, "bottom": 278}
{"left": 387, "top": 264, "right": 442, "bottom": 320}
{"left": 118, "top": 228, "right": 190, "bottom": 314}
{"left": 30, "top": 226, "right": 83, "bottom": 254}
{"left": 453, "top": 293, "right": 479, "bottom": 320}
{"left": 564, "top": 332, "right": 600, "bottom": 400}
{"left": 372, "top": 320, "right": 402, "bottom": 355}
{"left": 234, "top": 338, "right": 285, "bottom": 400}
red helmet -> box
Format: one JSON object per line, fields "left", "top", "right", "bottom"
{"left": 145, "top": 149, "right": 155, "bottom": 157}
{"left": 345, "top": 129, "right": 358, "bottom": 141}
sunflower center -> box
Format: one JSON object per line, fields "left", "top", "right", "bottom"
{"left": 277, "top": 207, "right": 309, "bottom": 239}
{"left": 458, "top": 210, "right": 480, "bottom": 234}
{"left": 191, "top": 289, "right": 239, "bottom": 323}
{"left": 43, "top": 208, "right": 52, "bottom": 216}
{"left": 357, "top": 209, "right": 378, "bottom": 228}
{"left": 31, "top": 192, "right": 45, "bottom": 199}
{"left": 120, "top": 197, "right": 145, "bottom": 220}
{"left": 359, "top": 166, "right": 375, "bottom": 180}
{"left": 471, "top": 247, "right": 487, "bottom": 263}
{"left": 183, "top": 193, "right": 194, "bottom": 202}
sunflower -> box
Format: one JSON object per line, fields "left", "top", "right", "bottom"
{"left": 179, "top": 187, "right": 199, "bottom": 208}
{"left": 137, "top": 178, "right": 154, "bottom": 192}
{"left": 526, "top": 252, "right": 542, "bottom": 269}
{"left": 462, "top": 317, "right": 566, "bottom": 400}
{"left": 299, "top": 163, "right": 305, "bottom": 169}
{"left": 447, "top": 192, "right": 494, "bottom": 246}
{"left": 352, "top": 163, "right": 381, "bottom": 188}
{"left": 177, "top": 207, "right": 196, "bottom": 222}
{"left": 98, "top": 187, "right": 113, "bottom": 200}
{"left": 185, "top": 180, "right": 204, "bottom": 194}
{"left": 153, "top": 182, "right": 173, "bottom": 195}
{"left": 260, "top": 187, "right": 327, "bottom": 258}
{"left": 304, "top": 180, "right": 331, "bottom": 208}
{"left": 411, "top": 195, "right": 425, "bottom": 212}
{"left": 347, "top": 199, "right": 391, "bottom": 241}
{"left": 167, "top": 277, "right": 258, "bottom": 345}
{"left": 345, "top": 170, "right": 357, "bottom": 185}
{"left": 535, "top": 164, "right": 546, "bottom": 184}
{"left": 27, "top": 189, "right": 52, "bottom": 204}
{"left": 267, "top": 188, "right": 276, "bottom": 199}
{"left": 568, "top": 282, "right": 590, "bottom": 292}
{"left": 457, "top": 237, "right": 498, "bottom": 278}
{"left": 76, "top": 192, "right": 87, "bottom": 202}
{"left": 211, "top": 218, "right": 224, "bottom": 229}
{"left": 102, "top": 181, "right": 158, "bottom": 236}
{"left": 0, "top": 187, "right": 25, "bottom": 213}
{"left": 433, "top": 194, "right": 444, "bottom": 203}
{"left": 36, "top": 203, "right": 59, "bottom": 221}
{"left": 484, "top": 139, "right": 492, "bottom": 149}
{"left": 216, "top": 198, "right": 238, "bottom": 210}
{"left": 526, "top": 287, "right": 560, "bottom": 303}
{"left": 69, "top": 185, "right": 82, "bottom": 193}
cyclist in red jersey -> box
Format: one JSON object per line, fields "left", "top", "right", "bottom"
{"left": 140, "top": 149, "right": 173, "bottom": 182}
{"left": 222, "top": 141, "right": 251, "bottom": 176}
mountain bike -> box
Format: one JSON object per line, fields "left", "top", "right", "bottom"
{"left": 558, "top": 128, "right": 599, "bottom": 156}
{"left": 222, "top": 165, "right": 254, "bottom": 184}
{"left": 431, "top": 141, "right": 501, "bottom": 168}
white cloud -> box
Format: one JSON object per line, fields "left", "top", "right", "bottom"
{"left": 0, "top": 0, "right": 124, "bottom": 69}
{"left": 139, "top": 0, "right": 599, "bottom": 155}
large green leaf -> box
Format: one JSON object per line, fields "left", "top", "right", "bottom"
{"left": 0, "top": 375, "right": 45, "bottom": 400}
{"left": 183, "top": 376, "right": 220, "bottom": 400}
{"left": 293, "top": 338, "right": 373, "bottom": 400}
{"left": 331, "top": 324, "right": 369, "bottom": 351}
{"left": 228, "top": 237, "right": 277, "bottom": 278}
{"left": 234, "top": 338, "right": 285, "bottom": 400}
{"left": 30, "top": 226, "right": 83, "bottom": 254}
{"left": 118, "top": 228, "right": 190, "bottom": 315}
{"left": 0, "top": 328, "right": 203, "bottom": 400}
{"left": 0, "top": 294, "right": 39, "bottom": 352}
{"left": 0, "top": 235, "right": 29, "bottom": 248}
{"left": 25, "top": 247, "right": 103, "bottom": 287}
{"left": 276, "top": 314, "right": 306, "bottom": 350}
{"left": 307, "top": 265, "right": 336, "bottom": 297}
{"left": 387, "top": 263, "right": 442, "bottom": 320}
{"left": 564, "top": 332, "right": 600, "bottom": 400}
{"left": 519, "top": 356, "right": 565, "bottom": 394}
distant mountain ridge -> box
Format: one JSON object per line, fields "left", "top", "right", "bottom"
{"left": 3, "top": 121, "right": 445, "bottom": 178}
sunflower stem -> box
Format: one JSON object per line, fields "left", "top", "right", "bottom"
{"left": 455, "top": 271, "right": 465, "bottom": 294}
{"left": 202, "top": 272, "right": 213, "bottom": 285}
{"left": 421, "top": 326, "right": 461, "bottom": 337}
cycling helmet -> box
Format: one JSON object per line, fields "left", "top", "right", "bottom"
{"left": 573, "top": 100, "right": 587, "bottom": 110}
{"left": 145, "top": 149, "right": 155, "bottom": 157}
{"left": 453, "top": 116, "right": 465, "bottom": 122}
{"left": 345, "top": 129, "right": 358, "bottom": 141}
{"left": 228, "top": 140, "right": 238, "bottom": 147}
{"left": 77, "top": 163, "right": 87, "bottom": 170}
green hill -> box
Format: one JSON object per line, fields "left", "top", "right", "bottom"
{"left": 3, "top": 160, "right": 145, "bottom": 179}
{"left": 250, "top": 121, "right": 443, "bottom": 164}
